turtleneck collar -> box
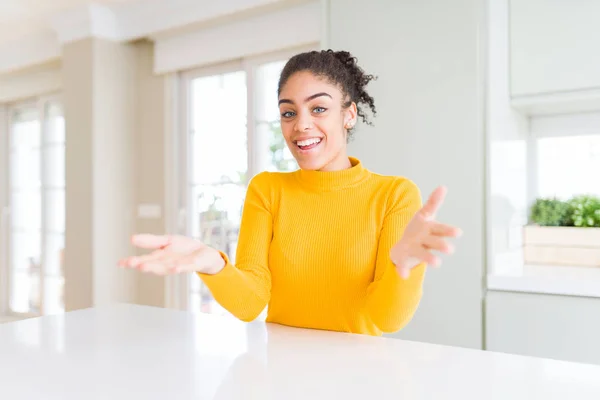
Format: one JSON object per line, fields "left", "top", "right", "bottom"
{"left": 295, "top": 157, "right": 370, "bottom": 192}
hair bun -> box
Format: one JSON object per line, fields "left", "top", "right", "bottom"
{"left": 329, "top": 50, "right": 377, "bottom": 125}
{"left": 278, "top": 49, "right": 377, "bottom": 139}
{"left": 330, "top": 50, "right": 356, "bottom": 67}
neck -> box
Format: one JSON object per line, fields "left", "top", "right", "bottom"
{"left": 318, "top": 150, "right": 352, "bottom": 172}
{"left": 296, "top": 156, "right": 369, "bottom": 192}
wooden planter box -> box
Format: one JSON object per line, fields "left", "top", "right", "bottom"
{"left": 523, "top": 226, "right": 600, "bottom": 267}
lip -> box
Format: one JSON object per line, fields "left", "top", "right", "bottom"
{"left": 293, "top": 136, "right": 324, "bottom": 144}
{"left": 293, "top": 136, "right": 324, "bottom": 153}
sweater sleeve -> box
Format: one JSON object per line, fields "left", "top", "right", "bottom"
{"left": 197, "top": 172, "right": 273, "bottom": 322}
{"left": 365, "top": 178, "right": 426, "bottom": 333}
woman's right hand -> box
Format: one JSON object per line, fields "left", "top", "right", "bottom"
{"left": 118, "top": 234, "right": 226, "bottom": 276}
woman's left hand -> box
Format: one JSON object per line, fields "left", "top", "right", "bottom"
{"left": 390, "top": 186, "right": 462, "bottom": 279}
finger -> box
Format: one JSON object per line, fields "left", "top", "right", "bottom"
{"left": 131, "top": 234, "right": 172, "bottom": 249}
{"left": 140, "top": 262, "right": 172, "bottom": 276}
{"left": 140, "top": 253, "right": 182, "bottom": 274}
{"left": 122, "top": 250, "right": 167, "bottom": 269}
{"left": 398, "top": 266, "right": 411, "bottom": 280}
{"left": 119, "top": 255, "right": 154, "bottom": 268}
{"left": 424, "top": 236, "right": 454, "bottom": 254}
{"left": 412, "top": 247, "right": 441, "bottom": 267}
{"left": 118, "top": 257, "right": 133, "bottom": 268}
{"left": 171, "top": 257, "right": 199, "bottom": 273}
{"left": 397, "top": 250, "right": 439, "bottom": 279}
{"left": 431, "top": 222, "right": 462, "bottom": 238}
{"left": 140, "top": 263, "right": 172, "bottom": 276}
{"left": 171, "top": 251, "right": 213, "bottom": 273}
{"left": 420, "top": 186, "right": 447, "bottom": 219}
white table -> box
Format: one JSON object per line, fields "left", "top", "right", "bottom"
{"left": 2, "top": 304, "right": 600, "bottom": 399}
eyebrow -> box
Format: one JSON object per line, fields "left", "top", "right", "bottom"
{"left": 278, "top": 92, "right": 332, "bottom": 105}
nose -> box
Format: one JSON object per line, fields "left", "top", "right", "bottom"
{"left": 294, "top": 112, "right": 313, "bottom": 132}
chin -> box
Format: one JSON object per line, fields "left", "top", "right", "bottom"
{"left": 296, "top": 158, "right": 325, "bottom": 171}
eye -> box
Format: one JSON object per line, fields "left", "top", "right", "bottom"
{"left": 313, "top": 107, "right": 327, "bottom": 114}
{"left": 281, "top": 111, "right": 296, "bottom": 118}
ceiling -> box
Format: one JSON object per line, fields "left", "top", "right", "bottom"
{"left": 0, "top": 0, "right": 143, "bottom": 43}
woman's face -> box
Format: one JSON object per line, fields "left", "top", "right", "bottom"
{"left": 278, "top": 71, "right": 357, "bottom": 171}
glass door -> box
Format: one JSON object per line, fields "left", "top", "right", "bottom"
{"left": 6, "top": 98, "right": 65, "bottom": 317}
{"left": 179, "top": 50, "right": 311, "bottom": 317}
{"left": 8, "top": 104, "right": 42, "bottom": 315}
{"left": 42, "top": 101, "right": 66, "bottom": 315}
{"left": 185, "top": 68, "right": 249, "bottom": 315}
{"left": 254, "top": 59, "right": 298, "bottom": 173}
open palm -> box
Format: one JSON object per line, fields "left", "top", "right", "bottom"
{"left": 119, "top": 234, "right": 224, "bottom": 275}
{"left": 390, "top": 186, "right": 462, "bottom": 278}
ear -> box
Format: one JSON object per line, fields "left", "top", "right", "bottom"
{"left": 344, "top": 102, "right": 358, "bottom": 129}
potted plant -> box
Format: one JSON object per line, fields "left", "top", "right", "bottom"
{"left": 524, "top": 195, "right": 600, "bottom": 267}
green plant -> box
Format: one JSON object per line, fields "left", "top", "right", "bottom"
{"left": 568, "top": 195, "right": 600, "bottom": 227}
{"left": 529, "top": 197, "right": 572, "bottom": 226}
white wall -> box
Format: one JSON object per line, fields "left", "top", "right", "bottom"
{"left": 63, "top": 38, "right": 138, "bottom": 310}
{"left": 62, "top": 38, "right": 94, "bottom": 311}
{"left": 487, "top": 0, "right": 528, "bottom": 275}
{"left": 135, "top": 41, "right": 168, "bottom": 307}
{"left": 0, "top": 62, "right": 61, "bottom": 103}
{"left": 0, "top": 32, "right": 60, "bottom": 76}
{"left": 510, "top": 0, "right": 600, "bottom": 97}
{"left": 92, "top": 39, "right": 138, "bottom": 306}
{"left": 154, "top": 1, "right": 321, "bottom": 74}
{"left": 530, "top": 111, "right": 600, "bottom": 138}
{"left": 324, "top": 0, "right": 486, "bottom": 349}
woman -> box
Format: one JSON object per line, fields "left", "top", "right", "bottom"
{"left": 120, "top": 50, "right": 461, "bottom": 336}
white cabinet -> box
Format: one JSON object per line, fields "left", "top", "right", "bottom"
{"left": 486, "top": 290, "right": 600, "bottom": 365}
{"left": 510, "top": 0, "right": 600, "bottom": 114}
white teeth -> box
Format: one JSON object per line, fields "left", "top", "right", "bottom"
{"left": 296, "top": 138, "right": 322, "bottom": 147}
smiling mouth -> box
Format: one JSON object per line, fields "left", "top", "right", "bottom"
{"left": 294, "top": 137, "right": 323, "bottom": 151}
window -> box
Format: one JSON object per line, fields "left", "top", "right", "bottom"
{"left": 1, "top": 98, "right": 65, "bottom": 318}
{"left": 255, "top": 60, "right": 298, "bottom": 173}
{"left": 485, "top": 0, "right": 600, "bottom": 296}
{"left": 186, "top": 68, "right": 249, "bottom": 316}
{"left": 177, "top": 49, "right": 311, "bottom": 316}
{"left": 487, "top": 111, "right": 600, "bottom": 296}
{"left": 537, "top": 135, "right": 600, "bottom": 200}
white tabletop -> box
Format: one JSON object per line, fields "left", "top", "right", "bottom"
{"left": 2, "top": 304, "right": 600, "bottom": 399}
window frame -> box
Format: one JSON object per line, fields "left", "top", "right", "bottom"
{"left": 487, "top": 111, "right": 600, "bottom": 297}
{"left": 0, "top": 104, "right": 8, "bottom": 317}
{"left": 527, "top": 112, "right": 600, "bottom": 205}
{"left": 167, "top": 45, "right": 316, "bottom": 312}
{"left": 0, "top": 93, "right": 63, "bottom": 319}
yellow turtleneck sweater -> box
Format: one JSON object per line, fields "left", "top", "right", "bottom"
{"left": 198, "top": 157, "right": 425, "bottom": 336}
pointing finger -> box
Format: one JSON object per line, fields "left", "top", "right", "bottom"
{"left": 420, "top": 186, "right": 447, "bottom": 219}
{"left": 424, "top": 236, "right": 454, "bottom": 254}
{"left": 431, "top": 222, "right": 462, "bottom": 237}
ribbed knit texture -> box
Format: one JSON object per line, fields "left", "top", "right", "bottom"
{"left": 199, "top": 157, "right": 426, "bottom": 336}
